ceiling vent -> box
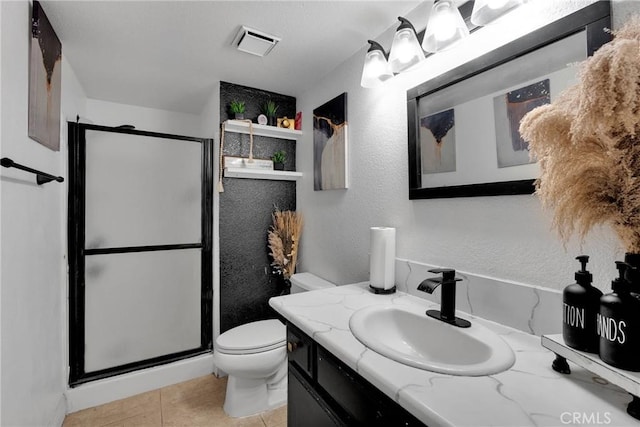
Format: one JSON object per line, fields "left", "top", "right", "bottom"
{"left": 233, "top": 26, "right": 281, "bottom": 57}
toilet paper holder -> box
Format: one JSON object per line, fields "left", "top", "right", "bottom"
{"left": 369, "top": 284, "right": 397, "bottom": 294}
{"left": 369, "top": 226, "right": 397, "bottom": 294}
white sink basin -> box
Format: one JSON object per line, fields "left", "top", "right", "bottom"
{"left": 349, "top": 304, "right": 515, "bottom": 376}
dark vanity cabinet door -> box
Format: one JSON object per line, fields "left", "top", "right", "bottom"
{"left": 288, "top": 365, "right": 347, "bottom": 427}
{"left": 316, "top": 347, "right": 424, "bottom": 426}
{"left": 287, "top": 324, "right": 348, "bottom": 426}
{"left": 286, "top": 323, "right": 426, "bottom": 427}
{"left": 287, "top": 323, "right": 314, "bottom": 377}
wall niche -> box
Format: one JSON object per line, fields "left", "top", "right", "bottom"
{"left": 219, "top": 81, "right": 297, "bottom": 333}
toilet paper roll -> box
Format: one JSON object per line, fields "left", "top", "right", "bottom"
{"left": 369, "top": 227, "right": 396, "bottom": 290}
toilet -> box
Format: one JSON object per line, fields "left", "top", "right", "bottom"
{"left": 213, "top": 272, "right": 335, "bottom": 417}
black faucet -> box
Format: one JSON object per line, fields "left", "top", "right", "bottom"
{"left": 417, "top": 268, "right": 471, "bottom": 328}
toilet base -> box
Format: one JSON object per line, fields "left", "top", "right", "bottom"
{"left": 223, "top": 375, "right": 287, "bottom": 417}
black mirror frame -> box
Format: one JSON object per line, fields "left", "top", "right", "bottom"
{"left": 407, "top": 1, "right": 611, "bottom": 200}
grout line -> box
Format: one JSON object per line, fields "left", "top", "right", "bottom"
{"left": 159, "top": 387, "right": 164, "bottom": 427}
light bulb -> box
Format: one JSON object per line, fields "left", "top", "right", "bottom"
{"left": 395, "top": 31, "right": 415, "bottom": 62}
{"left": 360, "top": 40, "right": 393, "bottom": 88}
{"left": 432, "top": 5, "right": 458, "bottom": 41}
{"left": 388, "top": 17, "right": 425, "bottom": 73}
{"left": 422, "top": 0, "right": 469, "bottom": 53}
{"left": 471, "top": 0, "right": 522, "bottom": 26}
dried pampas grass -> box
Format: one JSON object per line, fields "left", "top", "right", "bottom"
{"left": 268, "top": 209, "right": 303, "bottom": 279}
{"left": 520, "top": 16, "right": 640, "bottom": 251}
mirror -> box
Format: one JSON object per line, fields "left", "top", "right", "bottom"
{"left": 407, "top": 1, "right": 611, "bottom": 199}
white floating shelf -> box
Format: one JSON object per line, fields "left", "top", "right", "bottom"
{"left": 541, "top": 334, "right": 640, "bottom": 397}
{"left": 224, "top": 167, "right": 303, "bottom": 181}
{"left": 223, "top": 120, "right": 302, "bottom": 141}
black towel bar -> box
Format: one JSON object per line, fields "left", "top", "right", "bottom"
{"left": 0, "top": 157, "right": 64, "bottom": 185}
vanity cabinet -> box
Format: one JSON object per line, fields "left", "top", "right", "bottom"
{"left": 287, "top": 323, "right": 426, "bottom": 427}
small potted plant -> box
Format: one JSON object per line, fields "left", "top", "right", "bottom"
{"left": 272, "top": 150, "right": 286, "bottom": 170}
{"left": 262, "top": 100, "right": 279, "bottom": 126}
{"left": 229, "top": 100, "right": 245, "bottom": 120}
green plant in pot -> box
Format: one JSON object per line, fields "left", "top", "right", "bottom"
{"left": 272, "top": 150, "right": 286, "bottom": 170}
{"left": 229, "top": 100, "right": 245, "bottom": 120}
{"left": 262, "top": 100, "right": 279, "bottom": 126}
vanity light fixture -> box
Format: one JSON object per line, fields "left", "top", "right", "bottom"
{"left": 360, "top": 0, "right": 525, "bottom": 89}
{"left": 422, "top": 0, "right": 470, "bottom": 53}
{"left": 361, "top": 40, "right": 394, "bottom": 88}
{"left": 388, "top": 17, "right": 426, "bottom": 73}
{"left": 471, "top": 0, "right": 523, "bottom": 26}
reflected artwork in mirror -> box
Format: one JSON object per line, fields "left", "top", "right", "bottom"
{"left": 407, "top": 1, "right": 611, "bottom": 199}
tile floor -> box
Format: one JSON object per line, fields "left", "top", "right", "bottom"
{"left": 63, "top": 375, "right": 286, "bottom": 427}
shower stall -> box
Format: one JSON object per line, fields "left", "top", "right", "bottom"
{"left": 67, "top": 122, "right": 213, "bottom": 386}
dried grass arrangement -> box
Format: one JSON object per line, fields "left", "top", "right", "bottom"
{"left": 268, "top": 209, "right": 303, "bottom": 279}
{"left": 520, "top": 17, "right": 640, "bottom": 252}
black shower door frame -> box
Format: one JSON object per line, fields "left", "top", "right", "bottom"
{"left": 67, "top": 122, "right": 213, "bottom": 386}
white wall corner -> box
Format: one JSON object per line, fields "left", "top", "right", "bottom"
{"left": 49, "top": 395, "right": 67, "bottom": 427}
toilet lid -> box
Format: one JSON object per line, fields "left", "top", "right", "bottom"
{"left": 215, "top": 319, "right": 286, "bottom": 355}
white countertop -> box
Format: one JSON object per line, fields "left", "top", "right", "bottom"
{"left": 269, "top": 283, "right": 637, "bottom": 427}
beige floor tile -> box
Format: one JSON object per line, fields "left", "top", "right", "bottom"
{"left": 62, "top": 374, "right": 284, "bottom": 427}
{"left": 162, "top": 400, "right": 265, "bottom": 427}
{"left": 161, "top": 394, "right": 217, "bottom": 426}
{"left": 64, "top": 390, "right": 161, "bottom": 427}
{"left": 161, "top": 374, "right": 227, "bottom": 406}
{"left": 260, "top": 405, "right": 286, "bottom": 427}
{"left": 103, "top": 410, "right": 162, "bottom": 427}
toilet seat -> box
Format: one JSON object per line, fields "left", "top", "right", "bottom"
{"left": 216, "top": 319, "right": 286, "bottom": 355}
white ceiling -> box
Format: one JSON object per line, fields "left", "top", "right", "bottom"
{"left": 42, "top": 1, "right": 422, "bottom": 115}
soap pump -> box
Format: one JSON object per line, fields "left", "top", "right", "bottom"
{"left": 598, "top": 261, "right": 640, "bottom": 371}
{"left": 562, "top": 255, "right": 602, "bottom": 352}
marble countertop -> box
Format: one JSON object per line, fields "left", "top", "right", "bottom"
{"left": 269, "top": 283, "right": 637, "bottom": 427}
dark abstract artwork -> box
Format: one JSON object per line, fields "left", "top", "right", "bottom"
{"left": 494, "top": 79, "right": 550, "bottom": 168}
{"left": 29, "top": 1, "right": 62, "bottom": 151}
{"left": 420, "top": 109, "right": 456, "bottom": 174}
{"left": 313, "top": 93, "right": 348, "bottom": 190}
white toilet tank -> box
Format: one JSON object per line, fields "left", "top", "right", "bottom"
{"left": 290, "top": 272, "right": 335, "bottom": 294}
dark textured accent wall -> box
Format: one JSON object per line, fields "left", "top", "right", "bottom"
{"left": 220, "top": 81, "right": 296, "bottom": 124}
{"left": 219, "top": 81, "right": 297, "bottom": 333}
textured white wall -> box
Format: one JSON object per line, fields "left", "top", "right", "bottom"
{"left": 84, "top": 99, "right": 203, "bottom": 137}
{"left": 0, "top": 1, "right": 86, "bottom": 425}
{"left": 198, "top": 85, "right": 222, "bottom": 346}
{"left": 297, "top": 0, "right": 636, "bottom": 293}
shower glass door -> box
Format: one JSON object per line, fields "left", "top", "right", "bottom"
{"left": 68, "top": 123, "right": 213, "bottom": 386}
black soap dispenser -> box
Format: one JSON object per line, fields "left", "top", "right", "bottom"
{"left": 598, "top": 262, "right": 640, "bottom": 371}
{"left": 563, "top": 255, "right": 603, "bottom": 352}
{"left": 624, "top": 252, "right": 640, "bottom": 294}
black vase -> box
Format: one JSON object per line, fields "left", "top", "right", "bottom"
{"left": 268, "top": 116, "right": 276, "bottom": 126}
{"left": 273, "top": 163, "right": 284, "bottom": 171}
{"left": 279, "top": 277, "right": 291, "bottom": 295}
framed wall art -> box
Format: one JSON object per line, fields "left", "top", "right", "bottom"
{"left": 313, "top": 93, "right": 348, "bottom": 191}
{"left": 29, "top": 1, "right": 62, "bottom": 151}
{"left": 407, "top": 1, "right": 611, "bottom": 199}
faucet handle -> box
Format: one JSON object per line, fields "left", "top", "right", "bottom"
{"left": 428, "top": 268, "right": 461, "bottom": 283}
